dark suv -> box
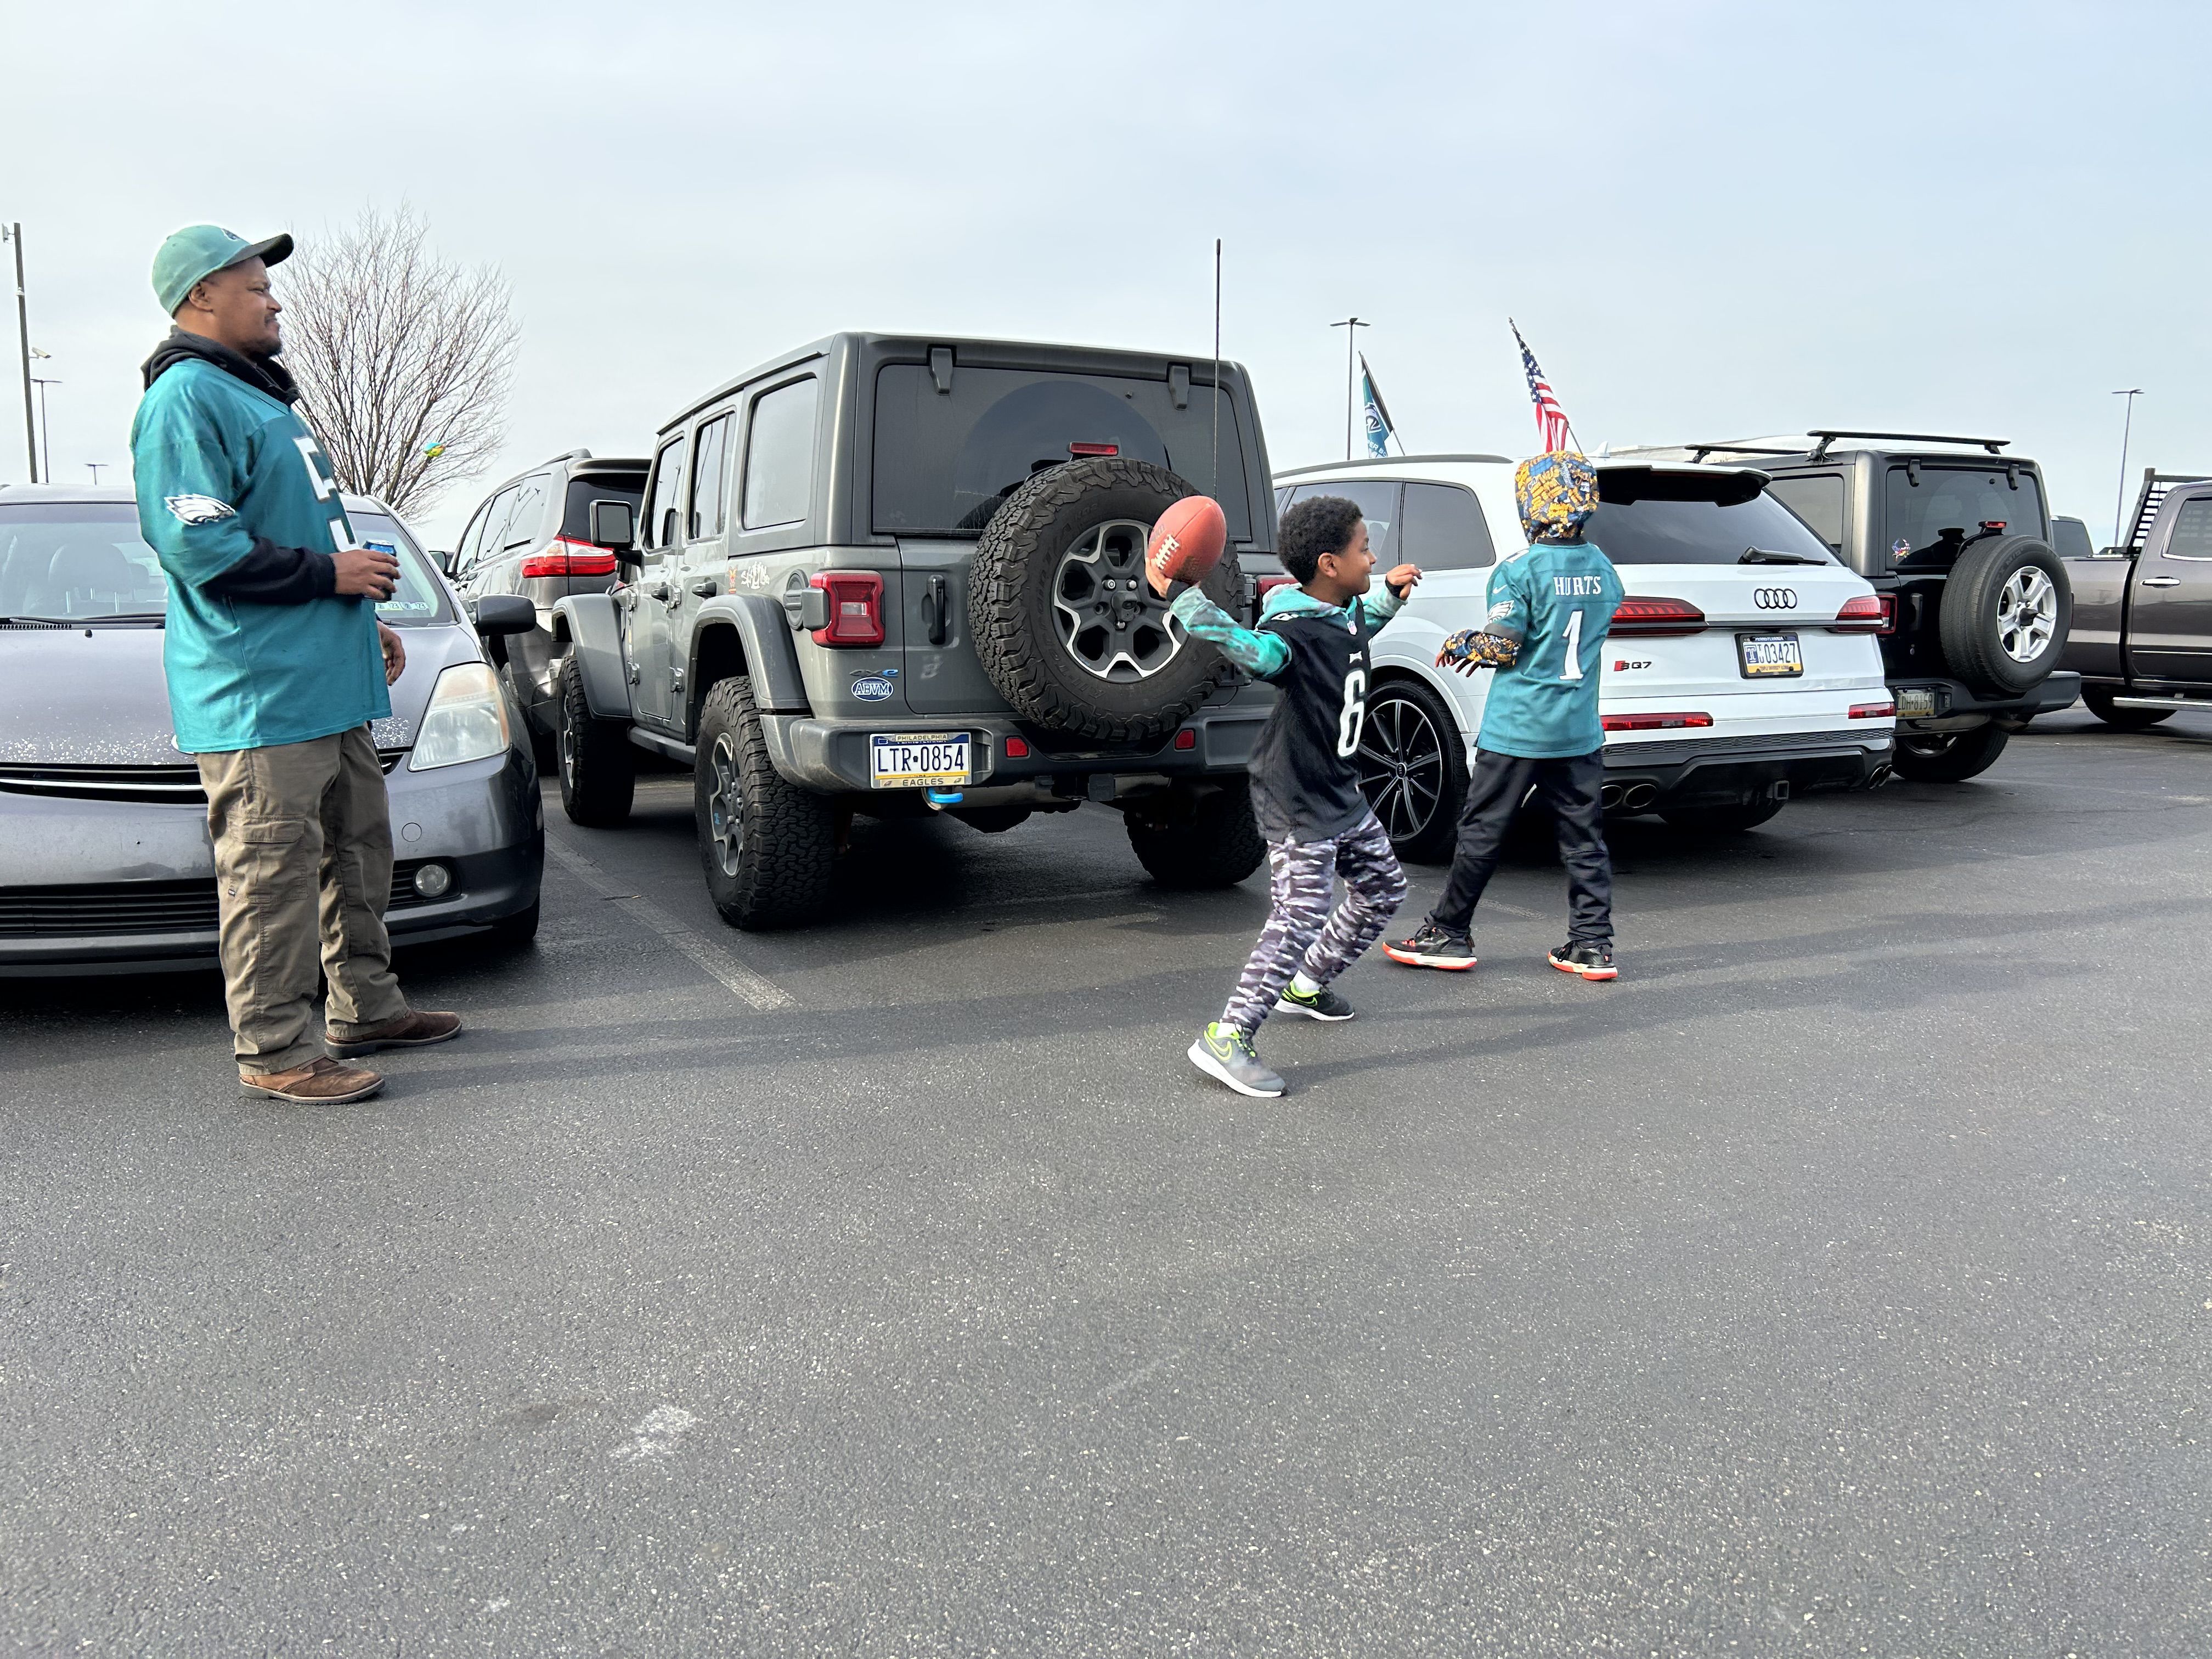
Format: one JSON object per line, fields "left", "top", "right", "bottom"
{"left": 452, "top": 451, "right": 648, "bottom": 758}
{"left": 551, "top": 334, "right": 1276, "bottom": 928}
{"left": 1622, "top": 432, "right": 2080, "bottom": 781}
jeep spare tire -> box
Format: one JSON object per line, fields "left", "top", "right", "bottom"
{"left": 969, "top": 456, "right": 1244, "bottom": 746}
{"left": 1939, "top": 534, "right": 2070, "bottom": 695}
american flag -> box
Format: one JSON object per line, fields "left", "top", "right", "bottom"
{"left": 1511, "top": 319, "right": 1574, "bottom": 452}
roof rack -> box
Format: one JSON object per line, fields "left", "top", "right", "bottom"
{"left": 538, "top": 448, "right": 592, "bottom": 467}
{"left": 1805, "top": 429, "right": 2007, "bottom": 461}
{"left": 1275, "top": 452, "right": 1509, "bottom": 478}
{"left": 2124, "top": 469, "right": 2212, "bottom": 551}
{"left": 1671, "top": 440, "right": 1811, "bottom": 463}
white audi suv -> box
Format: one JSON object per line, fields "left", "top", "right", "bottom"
{"left": 1268, "top": 454, "right": 1895, "bottom": 859}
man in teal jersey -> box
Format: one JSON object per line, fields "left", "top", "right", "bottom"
{"left": 1386, "top": 451, "right": 1626, "bottom": 980}
{"left": 132, "top": 224, "right": 461, "bottom": 1104}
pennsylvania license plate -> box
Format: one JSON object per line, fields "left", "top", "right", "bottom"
{"left": 870, "top": 732, "right": 973, "bottom": 789}
{"left": 1737, "top": 633, "right": 1804, "bottom": 679}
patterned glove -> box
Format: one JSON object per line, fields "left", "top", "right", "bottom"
{"left": 1438, "top": 628, "right": 1521, "bottom": 669}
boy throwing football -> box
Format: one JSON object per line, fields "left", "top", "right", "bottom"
{"left": 1154, "top": 496, "right": 1419, "bottom": 1097}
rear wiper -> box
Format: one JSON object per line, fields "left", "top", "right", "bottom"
{"left": 1739, "top": 548, "right": 1826, "bottom": 566}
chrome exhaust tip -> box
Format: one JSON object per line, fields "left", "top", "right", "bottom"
{"left": 1599, "top": 783, "right": 1624, "bottom": 809}
{"left": 1869, "top": 764, "right": 1892, "bottom": 789}
{"left": 1621, "top": 782, "right": 1658, "bottom": 811}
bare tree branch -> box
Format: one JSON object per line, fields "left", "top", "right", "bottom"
{"left": 278, "top": 205, "right": 519, "bottom": 518}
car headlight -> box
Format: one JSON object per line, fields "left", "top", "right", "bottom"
{"left": 407, "top": 661, "right": 511, "bottom": 771}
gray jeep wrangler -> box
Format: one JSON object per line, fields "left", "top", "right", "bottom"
{"left": 552, "top": 332, "right": 1276, "bottom": 927}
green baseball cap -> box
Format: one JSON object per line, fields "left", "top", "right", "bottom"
{"left": 151, "top": 223, "right": 295, "bottom": 315}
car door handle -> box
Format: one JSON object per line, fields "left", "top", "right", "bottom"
{"left": 690, "top": 578, "right": 719, "bottom": 597}
{"left": 641, "top": 582, "right": 670, "bottom": 601}
{"left": 923, "top": 574, "right": 950, "bottom": 645}
{"left": 2141, "top": 575, "right": 2182, "bottom": 588}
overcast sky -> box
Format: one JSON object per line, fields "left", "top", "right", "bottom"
{"left": 7, "top": 0, "right": 2207, "bottom": 549}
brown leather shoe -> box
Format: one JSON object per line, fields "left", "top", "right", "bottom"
{"left": 241, "top": 1056, "right": 385, "bottom": 1104}
{"left": 325, "top": 1008, "right": 464, "bottom": 1059}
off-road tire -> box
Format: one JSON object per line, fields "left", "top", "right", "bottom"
{"left": 557, "top": 653, "right": 635, "bottom": 827}
{"left": 1662, "top": 798, "right": 1786, "bottom": 836}
{"left": 1358, "top": 678, "right": 1468, "bottom": 864}
{"left": 1939, "top": 535, "right": 2070, "bottom": 695}
{"left": 969, "top": 456, "right": 1244, "bottom": 746}
{"left": 693, "top": 676, "right": 835, "bottom": 929}
{"left": 1125, "top": 780, "right": 1268, "bottom": 890}
{"left": 1891, "top": 723, "right": 2010, "bottom": 782}
{"left": 2081, "top": 685, "right": 2174, "bottom": 731}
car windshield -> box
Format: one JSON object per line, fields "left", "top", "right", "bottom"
{"left": 871, "top": 364, "right": 1255, "bottom": 540}
{"left": 1582, "top": 490, "right": 1836, "bottom": 566}
{"left": 0, "top": 503, "right": 449, "bottom": 625}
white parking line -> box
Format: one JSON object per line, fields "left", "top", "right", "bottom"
{"left": 541, "top": 836, "right": 796, "bottom": 1011}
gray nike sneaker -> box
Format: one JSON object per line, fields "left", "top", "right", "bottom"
{"left": 1187, "top": 1022, "right": 1286, "bottom": 1098}
{"left": 1273, "top": 981, "right": 1355, "bottom": 1020}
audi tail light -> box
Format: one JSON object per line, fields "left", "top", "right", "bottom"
{"left": 1601, "top": 712, "right": 1714, "bottom": 731}
{"left": 518, "top": 535, "right": 620, "bottom": 579}
{"left": 1831, "top": 594, "right": 1886, "bottom": 633}
{"left": 1609, "top": 597, "right": 1707, "bottom": 637}
{"left": 1849, "top": 701, "right": 1896, "bottom": 719}
{"left": 1877, "top": 594, "right": 1898, "bottom": 635}
{"left": 809, "top": 571, "right": 885, "bottom": 646}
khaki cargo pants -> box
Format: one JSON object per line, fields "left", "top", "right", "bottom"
{"left": 196, "top": 725, "right": 410, "bottom": 1075}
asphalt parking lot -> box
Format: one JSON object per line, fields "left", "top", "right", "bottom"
{"left": 5, "top": 708, "right": 2209, "bottom": 1657}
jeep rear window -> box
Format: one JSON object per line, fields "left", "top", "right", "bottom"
{"left": 871, "top": 365, "right": 1253, "bottom": 540}
{"left": 1884, "top": 466, "right": 2046, "bottom": 569}
{"left": 1582, "top": 490, "right": 1835, "bottom": 566}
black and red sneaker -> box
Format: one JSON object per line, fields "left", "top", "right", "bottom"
{"left": 1384, "top": 922, "right": 1477, "bottom": 971}
{"left": 1548, "top": 941, "right": 1618, "bottom": 981}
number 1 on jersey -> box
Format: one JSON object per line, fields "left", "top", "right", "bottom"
{"left": 1560, "top": 608, "right": 1584, "bottom": 681}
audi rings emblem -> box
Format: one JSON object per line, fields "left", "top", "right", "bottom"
{"left": 1753, "top": 588, "right": 1798, "bottom": 610}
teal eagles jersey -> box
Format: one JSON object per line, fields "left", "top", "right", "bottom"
{"left": 1474, "top": 538, "right": 1624, "bottom": 760}
{"left": 130, "top": 358, "right": 389, "bottom": 753}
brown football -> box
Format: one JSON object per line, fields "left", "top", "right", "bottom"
{"left": 1146, "top": 495, "right": 1228, "bottom": 592}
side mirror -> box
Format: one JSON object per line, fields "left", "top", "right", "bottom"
{"left": 430, "top": 549, "right": 458, "bottom": 577}
{"left": 466, "top": 594, "right": 537, "bottom": 636}
{"left": 589, "top": 499, "right": 636, "bottom": 552}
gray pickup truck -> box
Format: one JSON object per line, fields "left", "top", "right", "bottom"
{"left": 550, "top": 332, "right": 1276, "bottom": 927}
{"left": 2061, "top": 470, "right": 2212, "bottom": 728}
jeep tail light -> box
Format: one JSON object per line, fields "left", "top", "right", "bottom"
{"left": 1602, "top": 712, "right": 1713, "bottom": 731}
{"left": 518, "top": 535, "right": 619, "bottom": 579}
{"left": 1830, "top": 594, "right": 1886, "bottom": 633}
{"left": 809, "top": 571, "right": 885, "bottom": 646}
{"left": 1849, "top": 701, "right": 1895, "bottom": 719}
{"left": 1608, "top": 597, "right": 1707, "bottom": 636}
{"left": 1069, "top": 442, "right": 1119, "bottom": 458}
{"left": 1257, "top": 575, "right": 1297, "bottom": 602}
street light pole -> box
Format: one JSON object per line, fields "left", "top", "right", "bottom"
{"left": 1329, "top": 317, "right": 1368, "bottom": 460}
{"left": 2111, "top": 388, "right": 2144, "bottom": 549}
{"left": 4, "top": 224, "right": 33, "bottom": 483}
{"left": 30, "top": 376, "right": 57, "bottom": 483}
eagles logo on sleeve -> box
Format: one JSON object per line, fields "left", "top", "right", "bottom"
{"left": 165, "top": 494, "right": 238, "bottom": 525}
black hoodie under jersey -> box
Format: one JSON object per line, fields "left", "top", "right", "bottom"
{"left": 137, "top": 330, "right": 335, "bottom": 605}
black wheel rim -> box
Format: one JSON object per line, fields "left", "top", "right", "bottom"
{"left": 1356, "top": 692, "right": 1446, "bottom": 843}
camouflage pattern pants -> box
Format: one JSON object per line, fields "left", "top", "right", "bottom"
{"left": 1221, "top": 811, "right": 1408, "bottom": 1037}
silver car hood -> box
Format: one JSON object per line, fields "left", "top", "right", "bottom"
{"left": 0, "top": 621, "right": 485, "bottom": 765}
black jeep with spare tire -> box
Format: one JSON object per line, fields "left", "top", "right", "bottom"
{"left": 549, "top": 333, "right": 1274, "bottom": 927}
{"left": 1632, "top": 431, "right": 2081, "bottom": 782}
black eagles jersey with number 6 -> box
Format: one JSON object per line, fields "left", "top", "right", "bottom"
{"left": 1246, "top": 602, "right": 1375, "bottom": 842}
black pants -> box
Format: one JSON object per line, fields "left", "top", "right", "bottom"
{"left": 1430, "top": 748, "right": 1613, "bottom": 943}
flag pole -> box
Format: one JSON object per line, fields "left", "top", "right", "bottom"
{"left": 1330, "top": 317, "right": 1367, "bottom": 460}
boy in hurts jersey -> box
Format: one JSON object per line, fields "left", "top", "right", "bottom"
{"left": 1151, "top": 495, "right": 1421, "bottom": 1098}
{"left": 1386, "top": 452, "right": 1626, "bottom": 980}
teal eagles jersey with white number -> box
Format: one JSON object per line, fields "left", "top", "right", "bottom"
{"left": 1474, "top": 538, "right": 1624, "bottom": 760}
{"left": 130, "top": 358, "right": 388, "bottom": 753}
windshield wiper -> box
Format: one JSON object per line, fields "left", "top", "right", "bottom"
{"left": 1739, "top": 548, "right": 1826, "bottom": 566}
{"left": 1, "top": 612, "right": 167, "bottom": 624}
